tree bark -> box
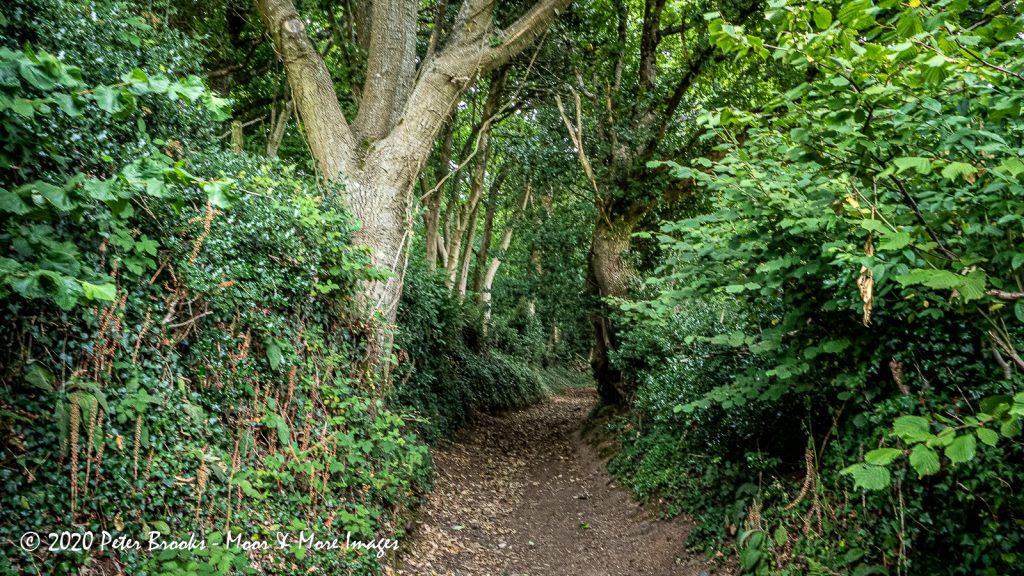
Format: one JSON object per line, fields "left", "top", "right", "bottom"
{"left": 265, "top": 99, "right": 292, "bottom": 158}
{"left": 638, "top": 0, "right": 667, "bottom": 89}
{"left": 472, "top": 172, "right": 501, "bottom": 293}
{"left": 456, "top": 202, "right": 480, "bottom": 301}
{"left": 352, "top": 0, "right": 418, "bottom": 142}
{"left": 436, "top": 230, "right": 449, "bottom": 269}
{"left": 587, "top": 199, "right": 645, "bottom": 404}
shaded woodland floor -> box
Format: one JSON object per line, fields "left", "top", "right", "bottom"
{"left": 394, "top": 388, "right": 733, "bottom": 576}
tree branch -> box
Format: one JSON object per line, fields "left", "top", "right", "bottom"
{"left": 256, "top": 0, "right": 355, "bottom": 179}
{"left": 424, "top": 0, "right": 451, "bottom": 63}
{"left": 889, "top": 175, "right": 957, "bottom": 261}
{"left": 556, "top": 90, "right": 599, "bottom": 195}
{"left": 442, "top": 0, "right": 571, "bottom": 76}
{"left": 383, "top": 0, "right": 569, "bottom": 187}
{"left": 638, "top": 44, "right": 714, "bottom": 161}
{"left": 353, "top": 0, "right": 420, "bottom": 142}
{"left": 988, "top": 289, "right": 1024, "bottom": 301}
{"left": 638, "top": 0, "right": 668, "bottom": 89}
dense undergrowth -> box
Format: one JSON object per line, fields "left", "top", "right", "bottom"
{"left": 609, "top": 2, "right": 1024, "bottom": 575}
{"left": 395, "top": 262, "right": 551, "bottom": 440}
{"left": 0, "top": 2, "right": 558, "bottom": 574}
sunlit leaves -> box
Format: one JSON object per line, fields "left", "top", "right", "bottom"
{"left": 945, "top": 434, "right": 976, "bottom": 465}
{"left": 813, "top": 7, "right": 832, "bottom": 30}
{"left": 896, "top": 269, "right": 987, "bottom": 302}
{"left": 80, "top": 281, "right": 117, "bottom": 301}
{"left": 939, "top": 161, "right": 977, "bottom": 182}
{"left": 864, "top": 448, "right": 902, "bottom": 466}
{"left": 841, "top": 462, "right": 891, "bottom": 490}
{"left": 909, "top": 444, "right": 940, "bottom": 477}
{"left": 92, "top": 84, "right": 121, "bottom": 113}
{"left": 837, "top": 0, "right": 875, "bottom": 31}
{"left": 893, "top": 157, "right": 931, "bottom": 175}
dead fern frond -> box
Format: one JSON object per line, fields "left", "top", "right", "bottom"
{"left": 133, "top": 414, "right": 143, "bottom": 481}
{"left": 69, "top": 395, "right": 80, "bottom": 515}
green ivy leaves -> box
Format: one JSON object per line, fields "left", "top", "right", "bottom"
{"left": 0, "top": 46, "right": 238, "bottom": 311}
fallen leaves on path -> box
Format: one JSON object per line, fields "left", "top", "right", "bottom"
{"left": 396, "top": 388, "right": 733, "bottom": 576}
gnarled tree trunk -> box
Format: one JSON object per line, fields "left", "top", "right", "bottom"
{"left": 587, "top": 199, "right": 645, "bottom": 404}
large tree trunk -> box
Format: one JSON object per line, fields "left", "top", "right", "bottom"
{"left": 587, "top": 200, "right": 644, "bottom": 404}
{"left": 256, "top": 0, "right": 569, "bottom": 374}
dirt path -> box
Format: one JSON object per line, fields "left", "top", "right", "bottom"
{"left": 394, "top": 388, "right": 731, "bottom": 576}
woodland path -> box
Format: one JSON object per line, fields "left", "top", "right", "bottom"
{"left": 394, "top": 387, "right": 732, "bottom": 576}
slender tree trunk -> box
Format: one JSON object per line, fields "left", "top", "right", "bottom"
{"left": 436, "top": 230, "right": 449, "bottom": 269}
{"left": 545, "top": 323, "right": 560, "bottom": 359}
{"left": 231, "top": 121, "right": 244, "bottom": 153}
{"left": 424, "top": 123, "right": 454, "bottom": 271}
{"left": 444, "top": 67, "right": 506, "bottom": 289}
{"left": 457, "top": 203, "right": 480, "bottom": 301}
{"left": 526, "top": 246, "right": 541, "bottom": 316}
{"left": 265, "top": 99, "right": 292, "bottom": 158}
{"left": 481, "top": 184, "right": 530, "bottom": 328}
{"left": 473, "top": 174, "right": 500, "bottom": 293}
{"left": 441, "top": 192, "right": 457, "bottom": 270}
{"left": 445, "top": 205, "right": 469, "bottom": 289}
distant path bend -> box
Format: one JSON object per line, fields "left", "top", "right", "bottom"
{"left": 395, "top": 388, "right": 731, "bottom": 576}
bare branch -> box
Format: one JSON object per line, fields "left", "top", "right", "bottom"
{"left": 988, "top": 289, "right": 1024, "bottom": 301}
{"left": 556, "top": 90, "right": 599, "bottom": 195}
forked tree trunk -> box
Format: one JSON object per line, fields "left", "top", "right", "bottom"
{"left": 255, "top": 0, "right": 569, "bottom": 371}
